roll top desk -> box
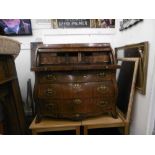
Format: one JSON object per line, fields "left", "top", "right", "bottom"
{"left": 31, "top": 43, "right": 118, "bottom": 123}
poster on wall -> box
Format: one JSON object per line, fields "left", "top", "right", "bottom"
{"left": 119, "top": 19, "right": 143, "bottom": 31}
{"left": 0, "top": 19, "right": 32, "bottom": 36}
{"left": 52, "top": 19, "right": 115, "bottom": 29}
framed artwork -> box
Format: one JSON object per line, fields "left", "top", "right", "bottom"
{"left": 120, "top": 19, "right": 143, "bottom": 31}
{"left": 116, "top": 58, "right": 139, "bottom": 119}
{"left": 0, "top": 19, "right": 32, "bottom": 36}
{"left": 115, "top": 42, "right": 149, "bottom": 94}
{"left": 52, "top": 19, "right": 115, "bottom": 29}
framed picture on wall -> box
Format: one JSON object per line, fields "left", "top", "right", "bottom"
{"left": 115, "top": 42, "right": 149, "bottom": 94}
{"left": 0, "top": 19, "right": 32, "bottom": 36}
{"left": 119, "top": 19, "right": 143, "bottom": 31}
{"left": 52, "top": 19, "right": 115, "bottom": 29}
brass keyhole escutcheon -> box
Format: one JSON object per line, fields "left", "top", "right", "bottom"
{"left": 98, "top": 72, "right": 105, "bottom": 77}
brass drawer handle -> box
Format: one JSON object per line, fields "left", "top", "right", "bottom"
{"left": 98, "top": 101, "right": 108, "bottom": 107}
{"left": 83, "top": 74, "right": 88, "bottom": 78}
{"left": 73, "top": 99, "right": 82, "bottom": 105}
{"left": 46, "top": 88, "right": 53, "bottom": 95}
{"left": 98, "top": 72, "right": 105, "bottom": 77}
{"left": 46, "top": 74, "right": 56, "bottom": 80}
{"left": 97, "top": 85, "right": 107, "bottom": 92}
{"left": 73, "top": 83, "right": 81, "bottom": 89}
{"left": 75, "top": 114, "right": 80, "bottom": 118}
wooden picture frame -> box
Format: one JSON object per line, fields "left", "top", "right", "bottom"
{"left": 116, "top": 58, "right": 139, "bottom": 121}
{"left": 115, "top": 42, "right": 148, "bottom": 94}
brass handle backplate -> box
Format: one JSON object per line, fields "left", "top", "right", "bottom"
{"left": 97, "top": 85, "right": 107, "bottom": 92}
{"left": 73, "top": 83, "right": 81, "bottom": 89}
{"left": 73, "top": 99, "right": 82, "bottom": 105}
{"left": 98, "top": 101, "right": 108, "bottom": 107}
{"left": 46, "top": 88, "right": 53, "bottom": 95}
{"left": 46, "top": 74, "right": 56, "bottom": 80}
{"left": 98, "top": 72, "right": 105, "bottom": 77}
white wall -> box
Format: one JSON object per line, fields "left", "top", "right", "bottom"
{"left": 10, "top": 19, "right": 155, "bottom": 134}
{"left": 113, "top": 19, "right": 155, "bottom": 134}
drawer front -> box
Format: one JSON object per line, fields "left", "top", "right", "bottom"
{"left": 37, "top": 97, "right": 115, "bottom": 120}
{"left": 38, "top": 72, "right": 77, "bottom": 83}
{"left": 38, "top": 84, "right": 71, "bottom": 99}
{"left": 92, "top": 81, "right": 115, "bottom": 97}
{"left": 37, "top": 70, "right": 114, "bottom": 84}
{"left": 75, "top": 97, "right": 114, "bottom": 114}
{"left": 37, "top": 81, "right": 115, "bottom": 99}
{"left": 39, "top": 100, "right": 58, "bottom": 117}
{"left": 39, "top": 53, "right": 66, "bottom": 65}
{"left": 37, "top": 83, "right": 93, "bottom": 99}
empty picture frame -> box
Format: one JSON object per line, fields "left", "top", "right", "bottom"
{"left": 116, "top": 58, "right": 139, "bottom": 120}
{"left": 115, "top": 42, "right": 148, "bottom": 94}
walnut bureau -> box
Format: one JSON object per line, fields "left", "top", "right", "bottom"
{"left": 31, "top": 43, "right": 118, "bottom": 123}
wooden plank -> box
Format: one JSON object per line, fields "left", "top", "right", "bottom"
{"left": 29, "top": 117, "right": 81, "bottom": 130}
{"left": 82, "top": 115, "right": 124, "bottom": 127}
{"left": 84, "top": 126, "right": 88, "bottom": 135}
{"left": 76, "top": 126, "right": 80, "bottom": 135}
{"left": 37, "top": 48, "right": 112, "bottom": 53}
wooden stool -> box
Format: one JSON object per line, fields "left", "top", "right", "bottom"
{"left": 82, "top": 115, "right": 128, "bottom": 135}
{"left": 29, "top": 117, "right": 81, "bottom": 135}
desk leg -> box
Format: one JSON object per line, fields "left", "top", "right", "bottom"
{"left": 76, "top": 126, "right": 80, "bottom": 135}
{"left": 32, "top": 130, "right": 38, "bottom": 135}
{"left": 84, "top": 126, "right": 88, "bottom": 135}
{"left": 124, "top": 125, "right": 129, "bottom": 135}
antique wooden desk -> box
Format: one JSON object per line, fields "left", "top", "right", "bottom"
{"left": 31, "top": 43, "right": 119, "bottom": 123}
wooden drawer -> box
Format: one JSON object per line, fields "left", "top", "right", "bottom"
{"left": 92, "top": 81, "right": 115, "bottom": 97}
{"left": 73, "top": 97, "right": 114, "bottom": 114}
{"left": 39, "top": 53, "right": 66, "bottom": 65}
{"left": 39, "top": 100, "right": 58, "bottom": 117}
{"left": 81, "top": 52, "right": 110, "bottom": 64}
{"left": 37, "top": 72, "right": 77, "bottom": 83}
{"left": 38, "top": 84, "right": 65, "bottom": 99}
{"left": 37, "top": 83, "right": 93, "bottom": 99}
{"left": 38, "top": 97, "right": 115, "bottom": 120}
{"left": 37, "top": 80, "right": 115, "bottom": 99}
{"left": 37, "top": 70, "right": 114, "bottom": 84}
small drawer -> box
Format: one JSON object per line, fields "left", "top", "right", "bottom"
{"left": 38, "top": 72, "right": 78, "bottom": 83}
{"left": 37, "top": 83, "right": 92, "bottom": 99}
{"left": 81, "top": 98, "right": 113, "bottom": 114}
{"left": 72, "top": 71, "right": 114, "bottom": 83}
{"left": 37, "top": 71, "right": 114, "bottom": 84}
{"left": 37, "top": 84, "right": 63, "bottom": 99}
{"left": 39, "top": 53, "right": 66, "bottom": 65}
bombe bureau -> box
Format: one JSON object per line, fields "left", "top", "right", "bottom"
{"left": 31, "top": 43, "right": 118, "bottom": 123}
